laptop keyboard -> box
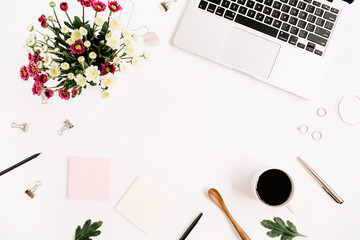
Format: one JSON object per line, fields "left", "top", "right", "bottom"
{"left": 198, "top": 0, "right": 339, "bottom": 56}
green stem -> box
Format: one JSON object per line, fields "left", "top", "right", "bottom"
{"left": 82, "top": 6, "right": 85, "bottom": 25}
{"left": 92, "top": 12, "right": 98, "bottom": 32}
{"left": 65, "top": 12, "right": 73, "bottom": 25}
{"left": 52, "top": 8, "right": 62, "bottom": 28}
{"left": 105, "top": 12, "right": 112, "bottom": 34}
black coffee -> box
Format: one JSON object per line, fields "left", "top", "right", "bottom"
{"left": 256, "top": 169, "right": 292, "bottom": 206}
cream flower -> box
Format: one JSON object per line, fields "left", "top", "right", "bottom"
{"left": 54, "top": 48, "right": 60, "bottom": 52}
{"left": 85, "top": 65, "right": 100, "bottom": 82}
{"left": 61, "top": 26, "right": 69, "bottom": 34}
{"left": 71, "top": 30, "right": 82, "bottom": 40}
{"left": 41, "top": 45, "right": 48, "bottom": 53}
{"left": 94, "top": 17, "right": 104, "bottom": 26}
{"left": 119, "top": 63, "right": 129, "bottom": 73}
{"left": 105, "top": 32, "right": 112, "bottom": 40}
{"left": 61, "top": 62, "right": 70, "bottom": 70}
{"left": 123, "top": 37, "right": 133, "bottom": 47}
{"left": 106, "top": 35, "right": 121, "bottom": 49}
{"left": 27, "top": 36, "right": 36, "bottom": 47}
{"left": 144, "top": 50, "right": 151, "bottom": 60}
{"left": 66, "top": 38, "right": 75, "bottom": 45}
{"left": 122, "top": 28, "right": 131, "bottom": 38}
{"left": 125, "top": 47, "right": 136, "bottom": 56}
{"left": 101, "top": 73, "right": 115, "bottom": 87}
{"left": 43, "top": 35, "right": 50, "bottom": 41}
{"left": 68, "top": 73, "right": 75, "bottom": 80}
{"left": 43, "top": 54, "right": 52, "bottom": 67}
{"left": 113, "top": 57, "right": 121, "bottom": 65}
{"left": 75, "top": 74, "right": 86, "bottom": 86}
{"left": 132, "top": 33, "right": 139, "bottom": 42}
{"left": 37, "top": 61, "right": 43, "bottom": 69}
{"left": 89, "top": 52, "right": 97, "bottom": 59}
{"left": 79, "top": 27, "right": 88, "bottom": 36}
{"left": 49, "top": 64, "right": 60, "bottom": 77}
{"left": 78, "top": 56, "right": 85, "bottom": 63}
{"left": 110, "top": 18, "right": 122, "bottom": 30}
{"left": 84, "top": 40, "right": 91, "bottom": 48}
{"left": 101, "top": 91, "right": 110, "bottom": 99}
{"left": 27, "top": 25, "right": 34, "bottom": 32}
{"left": 131, "top": 57, "right": 140, "bottom": 67}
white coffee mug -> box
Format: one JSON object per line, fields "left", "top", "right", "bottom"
{"left": 251, "top": 168, "right": 295, "bottom": 212}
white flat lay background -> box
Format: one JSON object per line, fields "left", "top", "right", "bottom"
{"left": 1, "top": 0, "right": 360, "bottom": 239}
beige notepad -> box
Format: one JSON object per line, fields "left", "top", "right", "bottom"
{"left": 115, "top": 177, "right": 172, "bottom": 234}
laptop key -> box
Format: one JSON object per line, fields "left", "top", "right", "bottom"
{"left": 239, "top": 6, "right": 247, "bottom": 14}
{"left": 289, "top": 16, "right": 298, "bottom": 25}
{"left": 273, "top": 19, "right": 282, "bottom": 28}
{"left": 222, "top": 0, "right": 231, "bottom": 8}
{"left": 289, "top": 0, "right": 298, "bottom": 5}
{"left": 272, "top": 10, "right": 281, "bottom": 18}
{"left": 297, "top": 42, "right": 305, "bottom": 48}
{"left": 299, "top": 29, "right": 308, "bottom": 38}
{"left": 290, "top": 26, "right": 299, "bottom": 35}
{"left": 224, "top": 9, "right": 237, "bottom": 20}
{"left": 324, "top": 21, "right": 334, "bottom": 30}
{"left": 237, "top": 0, "right": 247, "bottom": 4}
{"left": 263, "top": 6, "right": 272, "bottom": 14}
{"left": 297, "top": 20, "right": 306, "bottom": 28}
{"left": 306, "top": 5, "right": 315, "bottom": 13}
{"left": 315, "top": 8, "right": 324, "bottom": 17}
{"left": 289, "top": 35, "right": 298, "bottom": 45}
{"left": 321, "top": 4, "right": 330, "bottom": 10}
{"left": 290, "top": 8, "right": 299, "bottom": 16}
{"left": 198, "top": 0, "right": 208, "bottom": 9}
{"left": 264, "top": 16, "right": 274, "bottom": 24}
{"left": 273, "top": 1, "right": 282, "bottom": 9}
{"left": 207, "top": 3, "right": 217, "bottom": 13}
{"left": 306, "top": 42, "right": 315, "bottom": 52}
{"left": 230, "top": 2, "right": 240, "bottom": 11}
{"left": 278, "top": 31, "right": 290, "bottom": 41}
{"left": 307, "top": 14, "right": 316, "bottom": 23}
{"left": 308, "top": 33, "right": 327, "bottom": 46}
{"left": 280, "top": 13, "right": 290, "bottom": 22}
{"left": 316, "top": 18, "right": 325, "bottom": 27}
{"left": 281, "top": 23, "right": 291, "bottom": 31}
{"left": 255, "top": 3, "right": 264, "bottom": 11}
{"left": 234, "top": 14, "right": 279, "bottom": 37}
{"left": 314, "top": 49, "right": 323, "bottom": 56}
{"left": 264, "top": 0, "right": 274, "bottom": 5}
{"left": 324, "top": 11, "right": 336, "bottom": 22}
{"left": 315, "top": 26, "right": 330, "bottom": 38}
{"left": 281, "top": 4, "right": 291, "bottom": 12}
{"left": 256, "top": 12, "right": 265, "bottom": 21}
{"left": 306, "top": 23, "right": 315, "bottom": 32}
{"left": 297, "top": 1, "right": 306, "bottom": 10}
{"left": 216, "top": 6, "right": 226, "bottom": 16}
{"left": 247, "top": 9, "right": 256, "bottom": 17}
{"left": 299, "top": 11, "right": 307, "bottom": 19}
{"left": 330, "top": 7, "right": 339, "bottom": 14}
{"left": 312, "top": 0, "right": 321, "bottom": 6}
{"left": 246, "top": 0, "right": 256, "bottom": 8}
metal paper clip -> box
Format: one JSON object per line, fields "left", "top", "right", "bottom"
{"left": 25, "top": 181, "right": 41, "bottom": 198}
{"left": 57, "top": 119, "right": 74, "bottom": 136}
{"left": 11, "top": 122, "right": 29, "bottom": 132}
{"left": 161, "top": 0, "right": 177, "bottom": 11}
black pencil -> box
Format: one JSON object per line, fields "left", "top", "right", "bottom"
{"left": 179, "top": 212, "right": 203, "bottom": 240}
{"left": 0, "top": 153, "right": 41, "bottom": 176}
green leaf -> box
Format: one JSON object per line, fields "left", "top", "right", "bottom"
{"left": 64, "top": 21, "right": 74, "bottom": 29}
{"left": 73, "top": 16, "right": 82, "bottom": 28}
{"left": 261, "top": 218, "right": 306, "bottom": 240}
{"left": 74, "top": 219, "right": 103, "bottom": 240}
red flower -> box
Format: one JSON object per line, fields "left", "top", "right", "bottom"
{"left": 44, "top": 89, "right": 54, "bottom": 99}
{"left": 60, "top": 2, "right": 68, "bottom": 11}
{"left": 20, "top": 66, "right": 29, "bottom": 81}
{"left": 28, "top": 51, "right": 41, "bottom": 63}
{"left": 78, "top": 0, "right": 94, "bottom": 7}
{"left": 70, "top": 40, "right": 86, "bottom": 55}
{"left": 32, "top": 81, "right": 43, "bottom": 96}
{"left": 41, "top": 20, "right": 48, "bottom": 28}
{"left": 38, "top": 14, "right": 46, "bottom": 22}
{"left": 71, "top": 89, "right": 79, "bottom": 97}
{"left": 101, "top": 61, "right": 116, "bottom": 75}
{"left": 92, "top": 1, "right": 106, "bottom": 12}
{"left": 59, "top": 89, "right": 71, "bottom": 100}
{"left": 35, "top": 74, "right": 48, "bottom": 84}
{"left": 108, "top": 1, "right": 122, "bottom": 12}
{"left": 27, "top": 62, "right": 39, "bottom": 77}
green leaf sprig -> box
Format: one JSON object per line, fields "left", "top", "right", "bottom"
{"left": 75, "top": 219, "right": 103, "bottom": 240}
{"left": 261, "top": 217, "right": 306, "bottom": 240}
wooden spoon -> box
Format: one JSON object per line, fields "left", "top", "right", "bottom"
{"left": 208, "top": 188, "right": 251, "bottom": 240}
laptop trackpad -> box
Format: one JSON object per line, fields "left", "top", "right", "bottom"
{"left": 221, "top": 28, "right": 280, "bottom": 79}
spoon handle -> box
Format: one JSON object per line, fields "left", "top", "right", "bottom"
{"left": 224, "top": 210, "right": 251, "bottom": 240}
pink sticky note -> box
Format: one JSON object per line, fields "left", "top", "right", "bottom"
{"left": 67, "top": 157, "right": 110, "bottom": 200}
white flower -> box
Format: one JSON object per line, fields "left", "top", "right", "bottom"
{"left": 27, "top": 35, "right": 36, "bottom": 47}
{"left": 44, "top": 35, "right": 50, "bottom": 41}
{"left": 132, "top": 57, "right": 140, "bottom": 67}
{"left": 47, "top": 16, "right": 54, "bottom": 21}
{"left": 110, "top": 18, "right": 122, "bottom": 30}
{"left": 75, "top": 74, "right": 86, "bottom": 86}
{"left": 94, "top": 17, "right": 104, "bottom": 26}
{"left": 125, "top": 47, "right": 136, "bottom": 56}
{"left": 78, "top": 56, "right": 85, "bottom": 63}
{"left": 101, "top": 73, "right": 115, "bottom": 88}
{"left": 85, "top": 65, "right": 101, "bottom": 82}
{"left": 84, "top": 40, "right": 91, "bottom": 48}
{"left": 113, "top": 57, "right": 121, "bottom": 65}
{"left": 41, "top": 45, "right": 48, "bottom": 53}
{"left": 119, "top": 63, "right": 129, "bottom": 73}
{"left": 54, "top": 48, "right": 60, "bottom": 52}
{"left": 49, "top": 64, "right": 60, "bottom": 77}
{"left": 27, "top": 25, "right": 34, "bottom": 32}
{"left": 105, "top": 32, "right": 112, "bottom": 40}
{"left": 132, "top": 33, "right": 139, "bottom": 42}
{"left": 66, "top": 38, "right": 75, "bottom": 45}
{"left": 123, "top": 37, "right": 133, "bottom": 47}
{"left": 43, "top": 54, "right": 52, "bottom": 67}
{"left": 79, "top": 27, "right": 88, "bottom": 36}
{"left": 61, "top": 62, "right": 70, "bottom": 70}
{"left": 106, "top": 35, "right": 121, "bottom": 49}
{"left": 61, "top": 26, "right": 69, "bottom": 34}
{"left": 68, "top": 73, "right": 75, "bottom": 80}
{"left": 144, "top": 50, "right": 151, "bottom": 60}
{"left": 122, "top": 28, "right": 131, "bottom": 37}
{"left": 89, "top": 52, "right": 97, "bottom": 59}
{"left": 24, "top": 45, "right": 33, "bottom": 53}
{"left": 101, "top": 91, "right": 110, "bottom": 99}
{"left": 37, "top": 61, "right": 43, "bottom": 69}
{"left": 71, "top": 30, "right": 82, "bottom": 40}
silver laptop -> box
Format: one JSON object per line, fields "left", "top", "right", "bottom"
{"left": 173, "top": 0, "right": 343, "bottom": 99}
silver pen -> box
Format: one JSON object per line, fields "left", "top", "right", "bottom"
{"left": 297, "top": 157, "right": 344, "bottom": 204}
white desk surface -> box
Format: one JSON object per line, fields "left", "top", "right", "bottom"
{"left": 1, "top": 0, "right": 360, "bottom": 239}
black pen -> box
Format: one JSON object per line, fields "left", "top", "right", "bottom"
{"left": 0, "top": 153, "right": 41, "bottom": 176}
{"left": 179, "top": 212, "right": 203, "bottom": 240}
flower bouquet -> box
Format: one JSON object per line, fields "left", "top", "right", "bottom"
{"left": 20, "top": 0, "right": 154, "bottom": 102}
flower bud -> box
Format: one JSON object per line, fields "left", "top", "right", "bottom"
{"left": 89, "top": 52, "right": 97, "bottom": 59}
{"left": 49, "top": 1, "right": 56, "bottom": 7}
{"left": 67, "top": 73, "right": 75, "bottom": 80}
{"left": 78, "top": 56, "right": 85, "bottom": 63}
{"left": 27, "top": 25, "right": 34, "bottom": 32}
{"left": 47, "top": 16, "right": 54, "bottom": 21}
{"left": 84, "top": 40, "right": 91, "bottom": 48}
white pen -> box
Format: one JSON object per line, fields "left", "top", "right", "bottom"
{"left": 297, "top": 157, "right": 344, "bottom": 204}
